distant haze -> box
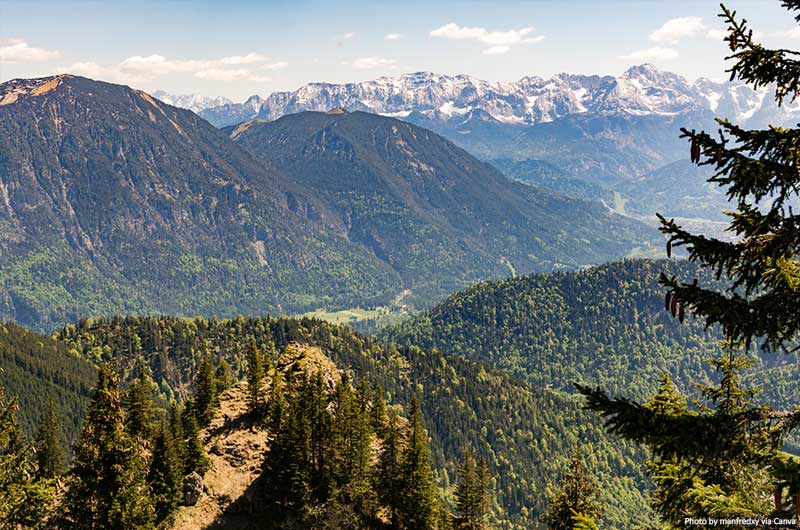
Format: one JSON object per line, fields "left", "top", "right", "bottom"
{"left": 0, "top": 0, "right": 797, "bottom": 101}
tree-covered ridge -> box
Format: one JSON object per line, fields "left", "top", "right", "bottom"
{"left": 383, "top": 259, "right": 800, "bottom": 401}
{"left": 54, "top": 315, "right": 653, "bottom": 528}
{"left": 0, "top": 321, "right": 95, "bottom": 442}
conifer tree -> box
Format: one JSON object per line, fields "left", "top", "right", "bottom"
{"left": 370, "top": 385, "right": 388, "bottom": 436}
{"left": 398, "top": 396, "right": 439, "bottom": 529}
{"left": 36, "top": 399, "right": 67, "bottom": 479}
{"left": 378, "top": 407, "right": 404, "bottom": 529}
{"left": 126, "top": 360, "right": 159, "bottom": 441}
{"left": 268, "top": 368, "right": 287, "bottom": 434}
{"left": 181, "top": 404, "right": 209, "bottom": 477}
{"left": 540, "top": 455, "right": 603, "bottom": 530}
{"left": 148, "top": 420, "right": 183, "bottom": 522}
{"left": 330, "top": 375, "right": 375, "bottom": 518}
{"left": 215, "top": 358, "right": 232, "bottom": 391}
{"left": 578, "top": 0, "right": 800, "bottom": 522}
{"left": 245, "top": 340, "right": 264, "bottom": 414}
{"left": 193, "top": 355, "right": 218, "bottom": 428}
{"left": 63, "top": 364, "right": 155, "bottom": 530}
{"left": 455, "top": 450, "right": 491, "bottom": 530}
{"left": 261, "top": 375, "right": 312, "bottom": 519}
{"left": 0, "top": 384, "right": 55, "bottom": 528}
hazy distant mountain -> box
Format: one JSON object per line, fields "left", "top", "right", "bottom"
{"left": 0, "top": 75, "right": 654, "bottom": 328}
{"left": 195, "top": 64, "right": 798, "bottom": 129}
{"left": 151, "top": 90, "right": 232, "bottom": 112}
{"left": 187, "top": 64, "right": 794, "bottom": 186}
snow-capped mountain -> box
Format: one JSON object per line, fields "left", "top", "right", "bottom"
{"left": 190, "top": 64, "right": 798, "bottom": 129}
{"left": 151, "top": 90, "right": 232, "bottom": 113}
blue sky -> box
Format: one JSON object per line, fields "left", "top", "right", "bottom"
{"left": 0, "top": 0, "right": 796, "bottom": 101}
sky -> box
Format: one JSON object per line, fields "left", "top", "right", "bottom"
{"left": 0, "top": 0, "right": 797, "bottom": 102}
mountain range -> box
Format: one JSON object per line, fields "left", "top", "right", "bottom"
{"left": 173, "top": 64, "right": 796, "bottom": 130}
{"left": 0, "top": 74, "right": 652, "bottom": 330}
{"left": 153, "top": 64, "right": 795, "bottom": 221}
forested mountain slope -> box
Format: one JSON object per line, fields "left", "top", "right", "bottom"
{"left": 55, "top": 315, "right": 654, "bottom": 529}
{"left": 383, "top": 259, "right": 800, "bottom": 402}
{"left": 0, "top": 75, "right": 401, "bottom": 330}
{"left": 227, "top": 110, "right": 657, "bottom": 305}
{"left": 0, "top": 321, "right": 95, "bottom": 442}
{"left": 0, "top": 75, "right": 656, "bottom": 329}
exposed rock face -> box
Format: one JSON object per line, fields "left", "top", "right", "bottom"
{"left": 183, "top": 472, "right": 204, "bottom": 507}
{"left": 197, "top": 64, "right": 797, "bottom": 128}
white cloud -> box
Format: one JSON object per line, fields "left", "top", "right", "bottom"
{"left": 483, "top": 45, "right": 510, "bottom": 55}
{"left": 649, "top": 16, "right": 707, "bottom": 43}
{"left": 351, "top": 56, "right": 397, "bottom": 69}
{"left": 0, "top": 39, "right": 60, "bottom": 64}
{"left": 62, "top": 61, "right": 107, "bottom": 78}
{"left": 705, "top": 28, "right": 727, "bottom": 40}
{"left": 339, "top": 32, "right": 356, "bottom": 40}
{"left": 384, "top": 33, "right": 403, "bottom": 41}
{"left": 621, "top": 47, "right": 679, "bottom": 61}
{"left": 783, "top": 27, "right": 800, "bottom": 39}
{"left": 61, "top": 53, "right": 285, "bottom": 83}
{"left": 194, "top": 68, "right": 270, "bottom": 82}
{"left": 430, "top": 22, "right": 544, "bottom": 54}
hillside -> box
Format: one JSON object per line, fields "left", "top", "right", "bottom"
{"left": 0, "top": 75, "right": 404, "bottom": 330}
{"left": 0, "top": 321, "right": 95, "bottom": 443}
{"left": 0, "top": 75, "right": 657, "bottom": 330}
{"left": 56, "top": 315, "right": 654, "bottom": 529}
{"left": 227, "top": 110, "right": 657, "bottom": 305}
{"left": 382, "top": 259, "right": 800, "bottom": 403}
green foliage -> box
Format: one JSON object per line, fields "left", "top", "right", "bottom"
{"left": 454, "top": 449, "right": 492, "bottom": 530}
{"left": 147, "top": 421, "right": 183, "bottom": 523}
{"left": 62, "top": 364, "right": 155, "bottom": 530}
{"left": 0, "top": 384, "right": 56, "bottom": 529}
{"left": 385, "top": 259, "right": 729, "bottom": 400}
{"left": 245, "top": 341, "right": 264, "bottom": 414}
{"left": 541, "top": 456, "right": 604, "bottom": 530}
{"left": 36, "top": 399, "right": 67, "bottom": 479}
{"left": 56, "top": 315, "right": 656, "bottom": 528}
{"left": 192, "top": 355, "right": 218, "bottom": 428}
{"left": 578, "top": 2, "right": 800, "bottom": 525}
{"left": 397, "top": 396, "right": 439, "bottom": 529}
{"left": 0, "top": 321, "right": 95, "bottom": 444}
{"left": 125, "top": 361, "right": 160, "bottom": 440}
{"left": 658, "top": 4, "right": 800, "bottom": 353}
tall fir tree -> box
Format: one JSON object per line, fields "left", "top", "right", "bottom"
{"left": 62, "top": 364, "right": 155, "bottom": 530}
{"left": 455, "top": 449, "right": 491, "bottom": 530}
{"left": 180, "top": 403, "right": 209, "bottom": 477}
{"left": 579, "top": 0, "right": 800, "bottom": 522}
{"left": 245, "top": 340, "right": 264, "bottom": 415}
{"left": 36, "top": 399, "right": 67, "bottom": 479}
{"left": 398, "top": 396, "right": 439, "bottom": 530}
{"left": 147, "top": 420, "right": 184, "bottom": 522}
{"left": 193, "top": 354, "right": 218, "bottom": 428}
{"left": 126, "top": 359, "right": 159, "bottom": 441}
{"left": 378, "top": 407, "right": 404, "bottom": 529}
{"left": 540, "top": 455, "right": 603, "bottom": 530}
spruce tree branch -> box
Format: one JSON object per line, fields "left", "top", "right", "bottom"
{"left": 721, "top": 4, "right": 800, "bottom": 104}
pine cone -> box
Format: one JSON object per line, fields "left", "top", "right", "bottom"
{"left": 690, "top": 138, "right": 701, "bottom": 163}
{"left": 678, "top": 305, "right": 685, "bottom": 323}
{"left": 670, "top": 296, "right": 678, "bottom": 317}
{"left": 665, "top": 292, "right": 671, "bottom": 311}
